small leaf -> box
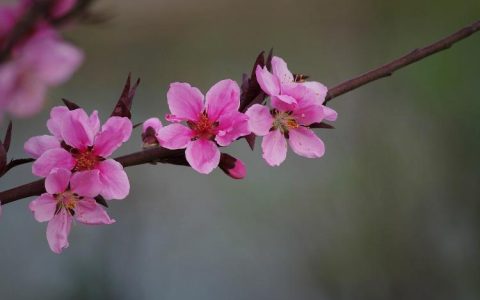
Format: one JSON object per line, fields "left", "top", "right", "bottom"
{"left": 111, "top": 73, "right": 141, "bottom": 119}
{"left": 62, "top": 98, "right": 81, "bottom": 110}
{"left": 3, "top": 121, "right": 12, "bottom": 152}
{"left": 95, "top": 196, "right": 108, "bottom": 208}
{"left": 309, "top": 122, "right": 335, "bottom": 129}
{"left": 0, "top": 144, "right": 6, "bottom": 176}
{"left": 239, "top": 51, "right": 267, "bottom": 112}
{"left": 266, "top": 48, "right": 273, "bottom": 71}
{"left": 245, "top": 133, "right": 256, "bottom": 151}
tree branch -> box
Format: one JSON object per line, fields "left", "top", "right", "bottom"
{"left": 325, "top": 19, "right": 480, "bottom": 102}
{"left": 1, "top": 19, "right": 479, "bottom": 206}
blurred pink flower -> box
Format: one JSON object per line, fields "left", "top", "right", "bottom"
{"left": 29, "top": 168, "right": 115, "bottom": 254}
{"left": 246, "top": 86, "right": 336, "bottom": 166}
{"left": 0, "top": 30, "right": 83, "bottom": 118}
{"left": 21, "top": 0, "right": 77, "bottom": 19}
{"left": 158, "top": 80, "right": 250, "bottom": 174}
{"left": 25, "top": 106, "right": 132, "bottom": 200}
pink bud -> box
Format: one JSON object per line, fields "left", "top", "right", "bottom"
{"left": 219, "top": 153, "right": 246, "bottom": 179}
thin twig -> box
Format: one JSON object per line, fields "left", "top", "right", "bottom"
{"left": 1, "top": 19, "right": 479, "bottom": 205}
{"left": 325, "top": 19, "right": 480, "bottom": 102}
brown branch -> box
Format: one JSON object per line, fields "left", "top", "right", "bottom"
{"left": 325, "top": 19, "right": 480, "bottom": 102}
{"left": 0, "top": 147, "right": 185, "bottom": 205}
{"left": 1, "top": 19, "right": 480, "bottom": 206}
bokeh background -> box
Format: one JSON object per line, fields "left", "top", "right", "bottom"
{"left": 1, "top": 0, "right": 480, "bottom": 299}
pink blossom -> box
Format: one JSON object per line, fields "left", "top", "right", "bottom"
{"left": 246, "top": 86, "right": 336, "bottom": 166}
{"left": 25, "top": 106, "right": 132, "bottom": 200}
{"left": 29, "top": 168, "right": 115, "bottom": 254}
{"left": 157, "top": 80, "right": 250, "bottom": 174}
{"left": 256, "top": 56, "right": 335, "bottom": 117}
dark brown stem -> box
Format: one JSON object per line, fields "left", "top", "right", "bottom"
{"left": 0, "top": 147, "right": 185, "bottom": 205}
{"left": 1, "top": 19, "right": 480, "bottom": 205}
{"left": 325, "top": 19, "right": 480, "bottom": 102}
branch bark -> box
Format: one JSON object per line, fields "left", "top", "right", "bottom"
{"left": 325, "top": 19, "right": 480, "bottom": 102}
{"left": 1, "top": 19, "right": 479, "bottom": 206}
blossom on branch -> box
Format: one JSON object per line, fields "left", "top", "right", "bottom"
{"left": 247, "top": 56, "right": 337, "bottom": 166}
{"left": 25, "top": 106, "right": 132, "bottom": 200}
{"left": 157, "top": 80, "right": 250, "bottom": 174}
{"left": 29, "top": 168, "right": 114, "bottom": 254}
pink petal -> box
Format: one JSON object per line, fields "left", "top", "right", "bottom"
{"left": 142, "top": 117, "right": 163, "bottom": 134}
{"left": 185, "top": 139, "right": 220, "bottom": 174}
{"left": 89, "top": 110, "right": 100, "bottom": 135}
{"left": 75, "top": 198, "right": 115, "bottom": 225}
{"left": 323, "top": 106, "right": 338, "bottom": 121}
{"left": 282, "top": 83, "right": 307, "bottom": 100}
{"left": 46, "top": 210, "right": 72, "bottom": 254}
{"left": 215, "top": 111, "right": 250, "bottom": 146}
{"left": 50, "top": 0, "right": 76, "bottom": 18}
{"left": 205, "top": 79, "right": 240, "bottom": 121}
{"left": 29, "top": 193, "right": 57, "bottom": 222}
{"left": 301, "top": 81, "right": 328, "bottom": 104}
{"left": 261, "top": 129, "right": 287, "bottom": 166}
{"left": 167, "top": 82, "right": 204, "bottom": 122}
{"left": 292, "top": 93, "right": 325, "bottom": 126}
{"left": 61, "top": 108, "right": 97, "bottom": 150}
{"left": 6, "top": 73, "right": 48, "bottom": 118}
{"left": 24, "top": 135, "right": 60, "bottom": 159}
{"left": 271, "top": 56, "right": 294, "bottom": 84}
{"left": 255, "top": 65, "right": 280, "bottom": 96}
{"left": 70, "top": 170, "right": 102, "bottom": 198}
{"left": 271, "top": 96, "right": 297, "bottom": 112}
{"left": 97, "top": 159, "right": 130, "bottom": 200}
{"left": 0, "top": 5, "right": 18, "bottom": 36}
{"left": 157, "top": 124, "right": 192, "bottom": 149}
{"left": 45, "top": 168, "right": 71, "bottom": 194}
{"left": 288, "top": 127, "right": 325, "bottom": 158}
{"left": 245, "top": 104, "right": 273, "bottom": 136}
{"left": 94, "top": 117, "right": 132, "bottom": 157}
{"left": 47, "top": 106, "right": 70, "bottom": 139}
{"left": 24, "top": 35, "right": 84, "bottom": 86}
{"left": 32, "top": 148, "right": 75, "bottom": 177}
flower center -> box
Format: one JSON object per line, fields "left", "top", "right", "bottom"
{"left": 272, "top": 110, "right": 299, "bottom": 134}
{"left": 187, "top": 112, "right": 218, "bottom": 140}
{"left": 73, "top": 148, "right": 100, "bottom": 171}
{"left": 55, "top": 191, "right": 81, "bottom": 216}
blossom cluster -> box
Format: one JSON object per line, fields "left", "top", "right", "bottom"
{"left": 0, "top": 0, "right": 83, "bottom": 120}
{"left": 143, "top": 56, "right": 337, "bottom": 171}
{"left": 17, "top": 53, "right": 335, "bottom": 254}
{"left": 25, "top": 107, "right": 132, "bottom": 253}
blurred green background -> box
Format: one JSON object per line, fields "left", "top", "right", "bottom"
{"left": 1, "top": 0, "right": 480, "bottom": 299}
